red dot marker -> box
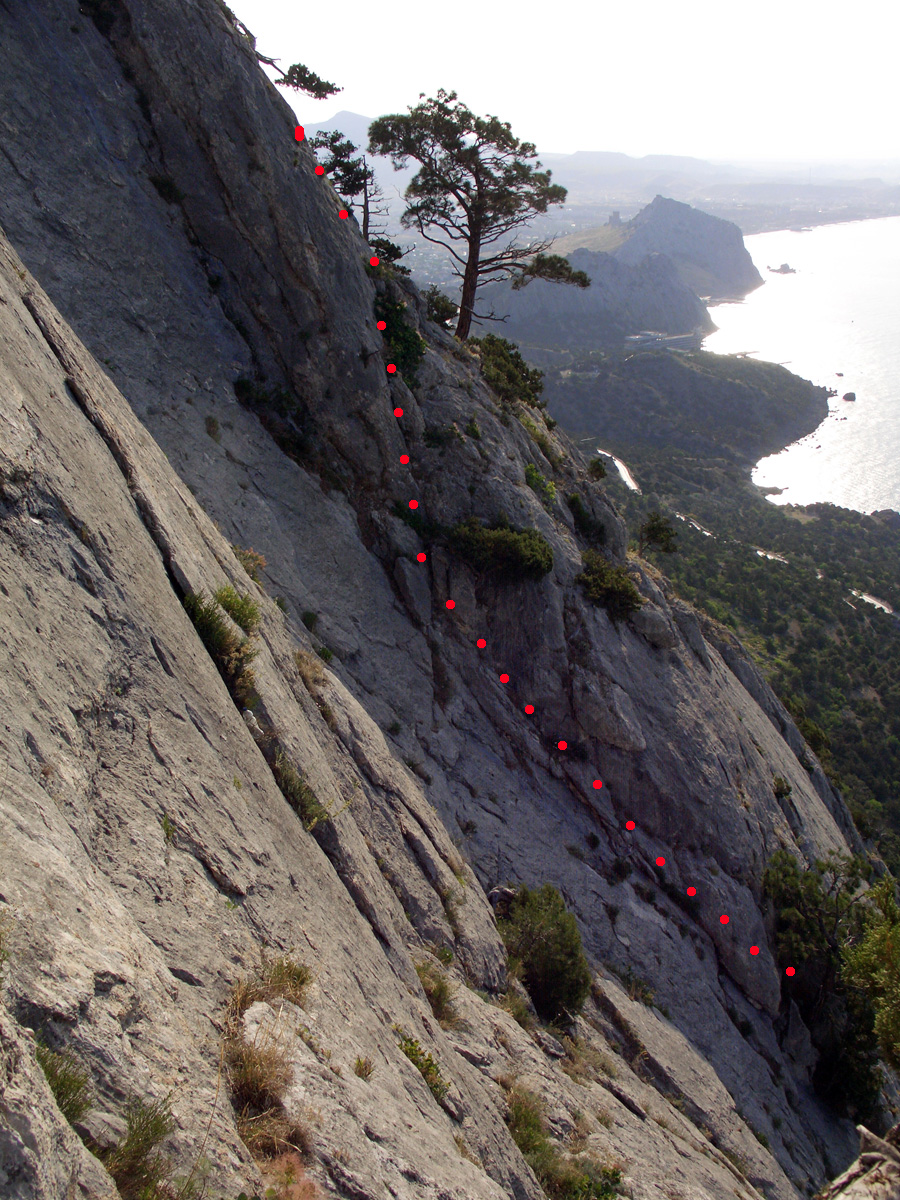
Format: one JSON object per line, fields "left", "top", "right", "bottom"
{"left": 417, "top": 552, "right": 427, "bottom": 563}
{"left": 625, "top": 820, "right": 636, "bottom": 831}
{"left": 499, "top": 673, "right": 509, "bottom": 683}
{"left": 557, "top": 740, "right": 567, "bottom": 751}
{"left": 400, "top": 454, "right": 410, "bottom": 465}
{"left": 370, "top": 256, "right": 380, "bottom": 266}
{"left": 786, "top": 967, "right": 796, "bottom": 977}
{"left": 295, "top": 125, "right": 305, "bottom": 141}
{"left": 750, "top": 945, "right": 760, "bottom": 955}
{"left": 339, "top": 209, "right": 349, "bottom": 219}
{"left": 656, "top": 856, "right": 665, "bottom": 866}
{"left": 409, "top": 500, "right": 418, "bottom": 510}
{"left": 446, "top": 599, "right": 455, "bottom": 610}
{"left": 315, "top": 165, "right": 325, "bottom": 176}
{"left": 524, "top": 704, "right": 534, "bottom": 714}
{"left": 387, "top": 364, "right": 397, "bottom": 374}
{"left": 592, "top": 780, "right": 603, "bottom": 789}
{"left": 720, "top": 914, "right": 730, "bottom": 925}
{"left": 393, "top": 407, "right": 403, "bottom": 417}
{"left": 476, "top": 638, "right": 487, "bottom": 649}
{"left": 377, "top": 320, "right": 387, "bottom": 331}
{"left": 686, "top": 886, "right": 697, "bottom": 897}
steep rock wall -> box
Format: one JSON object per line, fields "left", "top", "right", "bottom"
{"left": 0, "top": 1, "right": 876, "bottom": 1195}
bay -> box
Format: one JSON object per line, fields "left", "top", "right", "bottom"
{"left": 703, "top": 215, "right": 900, "bottom": 514}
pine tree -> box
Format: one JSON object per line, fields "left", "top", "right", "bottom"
{"left": 369, "top": 91, "right": 585, "bottom": 339}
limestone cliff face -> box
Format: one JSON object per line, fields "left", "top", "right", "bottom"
{"left": 0, "top": 2, "right": 876, "bottom": 1196}
{"left": 473, "top": 249, "right": 713, "bottom": 352}
{"left": 614, "top": 196, "right": 764, "bottom": 299}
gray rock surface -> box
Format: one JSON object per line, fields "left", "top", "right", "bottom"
{"left": 613, "top": 196, "right": 764, "bottom": 299}
{"left": 0, "top": 2, "right": 883, "bottom": 1196}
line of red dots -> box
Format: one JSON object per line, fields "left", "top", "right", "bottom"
{"left": 296, "top": 123, "right": 796, "bottom": 981}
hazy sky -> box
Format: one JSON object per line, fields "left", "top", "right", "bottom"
{"left": 229, "top": 0, "right": 896, "bottom": 162}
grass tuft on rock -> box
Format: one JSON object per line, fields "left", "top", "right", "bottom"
{"left": 213, "top": 584, "right": 260, "bottom": 634}
{"left": 183, "top": 590, "right": 258, "bottom": 706}
{"left": 99, "top": 1097, "right": 175, "bottom": 1200}
{"left": 415, "top": 960, "right": 460, "bottom": 1028}
{"left": 34, "top": 1038, "right": 93, "bottom": 1125}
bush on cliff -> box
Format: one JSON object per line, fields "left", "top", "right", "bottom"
{"left": 575, "top": 551, "right": 642, "bottom": 622}
{"left": 470, "top": 334, "right": 545, "bottom": 409}
{"left": 763, "top": 849, "right": 882, "bottom": 1121}
{"left": 498, "top": 884, "right": 591, "bottom": 1023}
{"left": 448, "top": 517, "right": 553, "bottom": 581}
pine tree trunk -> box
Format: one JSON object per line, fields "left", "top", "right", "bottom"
{"left": 362, "top": 181, "right": 370, "bottom": 242}
{"left": 455, "top": 237, "right": 481, "bottom": 340}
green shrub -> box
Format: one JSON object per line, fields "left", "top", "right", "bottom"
{"left": 575, "top": 551, "right": 642, "bottom": 622}
{"left": 396, "top": 1032, "right": 448, "bottom": 1101}
{"left": 763, "top": 849, "right": 881, "bottom": 1121}
{"left": 465, "top": 417, "right": 481, "bottom": 440}
{"left": 773, "top": 775, "right": 792, "bottom": 800}
{"left": 843, "top": 878, "right": 900, "bottom": 1071}
{"left": 525, "top": 463, "right": 556, "bottom": 507}
{"left": 448, "top": 517, "right": 553, "bottom": 581}
{"left": 587, "top": 458, "right": 608, "bottom": 480}
{"left": 424, "top": 285, "right": 458, "bottom": 328}
{"left": 498, "top": 884, "right": 591, "bottom": 1022}
{"left": 183, "top": 591, "right": 258, "bottom": 707}
{"left": 214, "top": 584, "right": 261, "bottom": 634}
{"left": 34, "top": 1039, "right": 93, "bottom": 1125}
{"left": 316, "top": 644, "right": 333, "bottom": 663}
{"left": 470, "top": 334, "right": 544, "bottom": 408}
{"left": 567, "top": 495, "right": 607, "bottom": 545}
{"left": 100, "top": 1097, "right": 174, "bottom": 1200}
{"left": 301, "top": 610, "right": 318, "bottom": 631}
{"left": 375, "top": 296, "right": 426, "bottom": 383}
{"left": 424, "top": 424, "right": 461, "bottom": 449}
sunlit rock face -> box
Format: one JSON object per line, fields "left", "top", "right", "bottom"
{"left": 0, "top": 2, "right": 877, "bottom": 1195}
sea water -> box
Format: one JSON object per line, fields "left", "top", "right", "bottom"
{"left": 703, "top": 215, "right": 900, "bottom": 514}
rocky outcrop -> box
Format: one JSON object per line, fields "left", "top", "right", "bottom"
{"left": 819, "top": 1125, "right": 900, "bottom": 1200}
{"left": 613, "top": 196, "right": 764, "bottom": 298}
{"left": 473, "top": 249, "right": 713, "bottom": 352}
{"left": 556, "top": 196, "right": 764, "bottom": 300}
{"left": 0, "top": 1, "right": 878, "bottom": 1196}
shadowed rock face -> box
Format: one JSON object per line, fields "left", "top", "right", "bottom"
{"left": 0, "top": 1, "right": 880, "bottom": 1195}
{"left": 473, "top": 249, "right": 714, "bottom": 351}
{"left": 612, "top": 196, "right": 765, "bottom": 299}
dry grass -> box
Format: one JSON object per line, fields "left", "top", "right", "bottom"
{"left": 294, "top": 649, "right": 325, "bottom": 690}
{"left": 230, "top": 955, "right": 312, "bottom": 1022}
{"left": 259, "top": 1151, "right": 321, "bottom": 1200}
{"left": 415, "top": 960, "right": 460, "bottom": 1028}
{"left": 237, "top": 1109, "right": 312, "bottom": 1159}
{"left": 561, "top": 1036, "right": 617, "bottom": 1084}
{"left": 353, "top": 1056, "right": 375, "bottom": 1080}
{"left": 225, "top": 961, "right": 313, "bottom": 1165}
